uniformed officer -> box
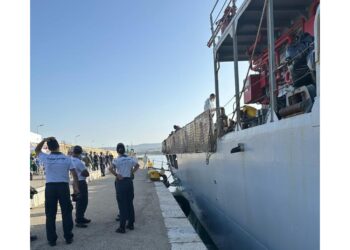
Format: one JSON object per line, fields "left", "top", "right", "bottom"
{"left": 110, "top": 143, "right": 139, "bottom": 233}
{"left": 35, "top": 137, "right": 80, "bottom": 246}
{"left": 71, "top": 145, "right": 91, "bottom": 228}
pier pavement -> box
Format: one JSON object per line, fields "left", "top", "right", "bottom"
{"left": 30, "top": 174, "right": 46, "bottom": 189}
{"left": 30, "top": 170, "right": 206, "bottom": 250}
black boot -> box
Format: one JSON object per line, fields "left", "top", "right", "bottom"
{"left": 115, "top": 227, "right": 125, "bottom": 233}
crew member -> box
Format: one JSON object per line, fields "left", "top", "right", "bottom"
{"left": 110, "top": 143, "right": 139, "bottom": 233}
{"left": 35, "top": 137, "right": 79, "bottom": 246}
{"left": 71, "top": 145, "right": 91, "bottom": 228}
{"left": 204, "top": 93, "right": 216, "bottom": 113}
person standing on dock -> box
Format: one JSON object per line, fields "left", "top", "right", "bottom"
{"left": 82, "top": 152, "right": 92, "bottom": 171}
{"left": 93, "top": 152, "right": 99, "bottom": 171}
{"left": 88, "top": 151, "right": 93, "bottom": 168}
{"left": 35, "top": 137, "right": 80, "bottom": 246}
{"left": 71, "top": 145, "right": 91, "bottom": 228}
{"left": 105, "top": 152, "right": 110, "bottom": 169}
{"left": 204, "top": 93, "right": 216, "bottom": 113}
{"left": 108, "top": 154, "right": 114, "bottom": 169}
{"left": 99, "top": 152, "right": 106, "bottom": 176}
{"left": 110, "top": 143, "right": 140, "bottom": 233}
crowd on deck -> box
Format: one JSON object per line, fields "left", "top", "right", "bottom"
{"left": 30, "top": 137, "right": 139, "bottom": 246}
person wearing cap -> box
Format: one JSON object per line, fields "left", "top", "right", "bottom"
{"left": 109, "top": 143, "right": 139, "bottom": 233}
{"left": 71, "top": 145, "right": 91, "bottom": 228}
{"left": 35, "top": 137, "right": 80, "bottom": 246}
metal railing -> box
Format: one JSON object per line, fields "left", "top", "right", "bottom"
{"left": 162, "top": 110, "right": 215, "bottom": 154}
{"left": 208, "top": 0, "right": 236, "bottom": 48}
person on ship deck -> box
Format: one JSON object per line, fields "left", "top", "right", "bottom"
{"left": 204, "top": 93, "right": 216, "bottom": 113}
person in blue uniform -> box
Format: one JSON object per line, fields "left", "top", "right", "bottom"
{"left": 35, "top": 137, "right": 80, "bottom": 246}
{"left": 110, "top": 143, "right": 139, "bottom": 233}
{"left": 71, "top": 145, "right": 91, "bottom": 228}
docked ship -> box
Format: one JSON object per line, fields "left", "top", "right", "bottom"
{"left": 162, "top": 0, "right": 320, "bottom": 249}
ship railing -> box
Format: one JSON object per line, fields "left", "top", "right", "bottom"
{"left": 162, "top": 110, "right": 216, "bottom": 154}
{"left": 208, "top": 0, "right": 236, "bottom": 48}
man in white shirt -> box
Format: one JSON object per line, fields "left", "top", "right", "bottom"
{"left": 204, "top": 93, "right": 216, "bottom": 112}
{"left": 109, "top": 143, "right": 139, "bottom": 233}
{"left": 71, "top": 145, "right": 91, "bottom": 228}
{"left": 35, "top": 137, "right": 79, "bottom": 246}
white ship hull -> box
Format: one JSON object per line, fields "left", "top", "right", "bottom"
{"left": 171, "top": 99, "right": 319, "bottom": 250}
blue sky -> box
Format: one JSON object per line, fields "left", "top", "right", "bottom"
{"left": 31, "top": 0, "right": 247, "bottom": 147}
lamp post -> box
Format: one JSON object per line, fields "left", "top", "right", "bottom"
{"left": 74, "top": 135, "right": 80, "bottom": 144}
{"left": 36, "top": 124, "right": 44, "bottom": 134}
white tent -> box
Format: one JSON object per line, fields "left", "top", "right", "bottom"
{"left": 30, "top": 132, "right": 42, "bottom": 144}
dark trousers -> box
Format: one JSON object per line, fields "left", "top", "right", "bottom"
{"left": 93, "top": 162, "right": 99, "bottom": 170}
{"left": 76, "top": 180, "right": 88, "bottom": 221}
{"left": 116, "top": 178, "right": 135, "bottom": 229}
{"left": 114, "top": 181, "right": 122, "bottom": 218}
{"left": 100, "top": 164, "right": 105, "bottom": 176}
{"left": 45, "top": 182, "right": 73, "bottom": 242}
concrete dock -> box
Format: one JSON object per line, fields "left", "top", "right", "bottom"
{"left": 30, "top": 169, "right": 206, "bottom": 250}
